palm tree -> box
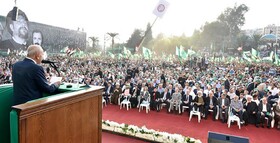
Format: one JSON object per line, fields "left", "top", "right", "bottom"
{"left": 89, "top": 36, "right": 99, "bottom": 49}
{"left": 107, "top": 32, "right": 118, "bottom": 49}
{"left": 251, "top": 34, "right": 262, "bottom": 49}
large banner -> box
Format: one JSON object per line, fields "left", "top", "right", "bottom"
{"left": 0, "top": 8, "right": 86, "bottom": 55}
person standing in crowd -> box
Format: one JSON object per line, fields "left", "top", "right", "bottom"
{"left": 0, "top": 8, "right": 29, "bottom": 51}
{"left": 12, "top": 45, "right": 60, "bottom": 105}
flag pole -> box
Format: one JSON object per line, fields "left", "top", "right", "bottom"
{"left": 137, "top": 17, "right": 158, "bottom": 50}
{"left": 276, "top": 25, "right": 278, "bottom": 55}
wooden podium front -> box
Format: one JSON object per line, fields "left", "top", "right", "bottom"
{"left": 12, "top": 86, "right": 103, "bottom": 143}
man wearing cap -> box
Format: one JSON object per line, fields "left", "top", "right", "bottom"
{"left": 243, "top": 95, "right": 258, "bottom": 125}
{"left": 0, "top": 8, "right": 29, "bottom": 51}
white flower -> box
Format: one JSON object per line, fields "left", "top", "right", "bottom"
{"left": 103, "top": 120, "right": 201, "bottom": 143}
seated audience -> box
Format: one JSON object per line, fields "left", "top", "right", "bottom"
{"left": 169, "top": 87, "right": 182, "bottom": 114}
{"left": 243, "top": 95, "right": 258, "bottom": 125}
{"left": 256, "top": 97, "right": 272, "bottom": 128}
{"left": 204, "top": 91, "right": 218, "bottom": 120}
{"left": 218, "top": 93, "right": 230, "bottom": 123}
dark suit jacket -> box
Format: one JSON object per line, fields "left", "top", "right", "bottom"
{"left": 258, "top": 103, "right": 272, "bottom": 114}
{"left": 218, "top": 98, "right": 230, "bottom": 108}
{"left": 104, "top": 85, "right": 114, "bottom": 95}
{"left": 151, "top": 91, "right": 161, "bottom": 101}
{"left": 244, "top": 102, "right": 258, "bottom": 114}
{"left": 12, "top": 58, "right": 58, "bottom": 105}
{"left": 163, "top": 92, "right": 171, "bottom": 100}
{"left": 205, "top": 96, "right": 218, "bottom": 107}
{"left": 182, "top": 94, "right": 192, "bottom": 105}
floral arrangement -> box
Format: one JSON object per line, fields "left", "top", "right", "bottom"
{"left": 102, "top": 120, "right": 201, "bottom": 143}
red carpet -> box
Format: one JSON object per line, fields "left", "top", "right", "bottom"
{"left": 102, "top": 104, "right": 280, "bottom": 143}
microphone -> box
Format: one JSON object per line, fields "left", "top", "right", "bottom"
{"left": 42, "top": 60, "right": 58, "bottom": 64}
{"left": 41, "top": 60, "right": 60, "bottom": 76}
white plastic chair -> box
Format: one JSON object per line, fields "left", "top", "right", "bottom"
{"left": 265, "top": 106, "right": 275, "bottom": 128}
{"left": 227, "top": 107, "right": 241, "bottom": 129}
{"left": 102, "top": 98, "right": 106, "bottom": 108}
{"left": 139, "top": 101, "right": 150, "bottom": 113}
{"left": 160, "top": 102, "right": 167, "bottom": 109}
{"left": 189, "top": 107, "right": 201, "bottom": 123}
{"left": 208, "top": 105, "right": 219, "bottom": 120}
{"left": 182, "top": 105, "right": 189, "bottom": 112}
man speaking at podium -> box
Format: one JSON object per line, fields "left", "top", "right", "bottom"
{"left": 12, "top": 45, "right": 61, "bottom": 105}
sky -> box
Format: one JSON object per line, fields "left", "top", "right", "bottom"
{"left": 1, "top": 0, "right": 280, "bottom": 44}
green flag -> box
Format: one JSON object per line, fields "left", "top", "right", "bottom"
{"left": 123, "top": 47, "right": 131, "bottom": 57}
{"left": 108, "top": 52, "right": 115, "bottom": 59}
{"left": 117, "top": 53, "right": 123, "bottom": 59}
{"left": 175, "top": 46, "right": 179, "bottom": 56}
{"left": 251, "top": 48, "right": 260, "bottom": 62}
{"left": 242, "top": 51, "right": 252, "bottom": 62}
{"left": 187, "top": 49, "right": 196, "bottom": 56}
{"left": 60, "top": 46, "right": 69, "bottom": 53}
{"left": 274, "top": 53, "right": 280, "bottom": 65}
{"left": 262, "top": 51, "right": 274, "bottom": 62}
{"left": 179, "top": 45, "right": 187, "bottom": 60}
{"left": 142, "top": 47, "right": 152, "bottom": 59}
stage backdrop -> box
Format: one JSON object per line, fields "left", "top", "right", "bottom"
{"left": 0, "top": 15, "right": 86, "bottom": 53}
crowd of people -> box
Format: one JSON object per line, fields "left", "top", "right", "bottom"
{"left": 1, "top": 54, "right": 280, "bottom": 130}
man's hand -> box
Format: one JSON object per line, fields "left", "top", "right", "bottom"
{"left": 53, "top": 81, "right": 61, "bottom": 88}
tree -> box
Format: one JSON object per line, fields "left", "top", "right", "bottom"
{"left": 126, "top": 29, "right": 143, "bottom": 53}
{"left": 236, "top": 33, "right": 251, "bottom": 51}
{"left": 88, "top": 36, "right": 98, "bottom": 49}
{"left": 189, "top": 29, "right": 202, "bottom": 49}
{"left": 142, "top": 23, "right": 153, "bottom": 48}
{"left": 251, "top": 34, "right": 263, "bottom": 49}
{"left": 107, "top": 32, "right": 118, "bottom": 49}
{"left": 200, "top": 21, "right": 229, "bottom": 52}
{"left": 218, "top": 4, "right": 249, "bottom": 49}
{"left": 152, "top": 34, "right": 172, "bottom": 55}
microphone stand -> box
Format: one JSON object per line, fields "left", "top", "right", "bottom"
{"left": 49, "top": 62, "right": 60, "bottom": 77}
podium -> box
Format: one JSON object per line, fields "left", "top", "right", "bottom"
{"left": 0, "top": 84, "right": 103, "bottom": 143}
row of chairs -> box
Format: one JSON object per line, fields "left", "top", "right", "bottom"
{"left": 102, "top": 95, "right": 275, "bottom": 129}
{"left": 187, "top": 104, "right": 275, "bottom": 129}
